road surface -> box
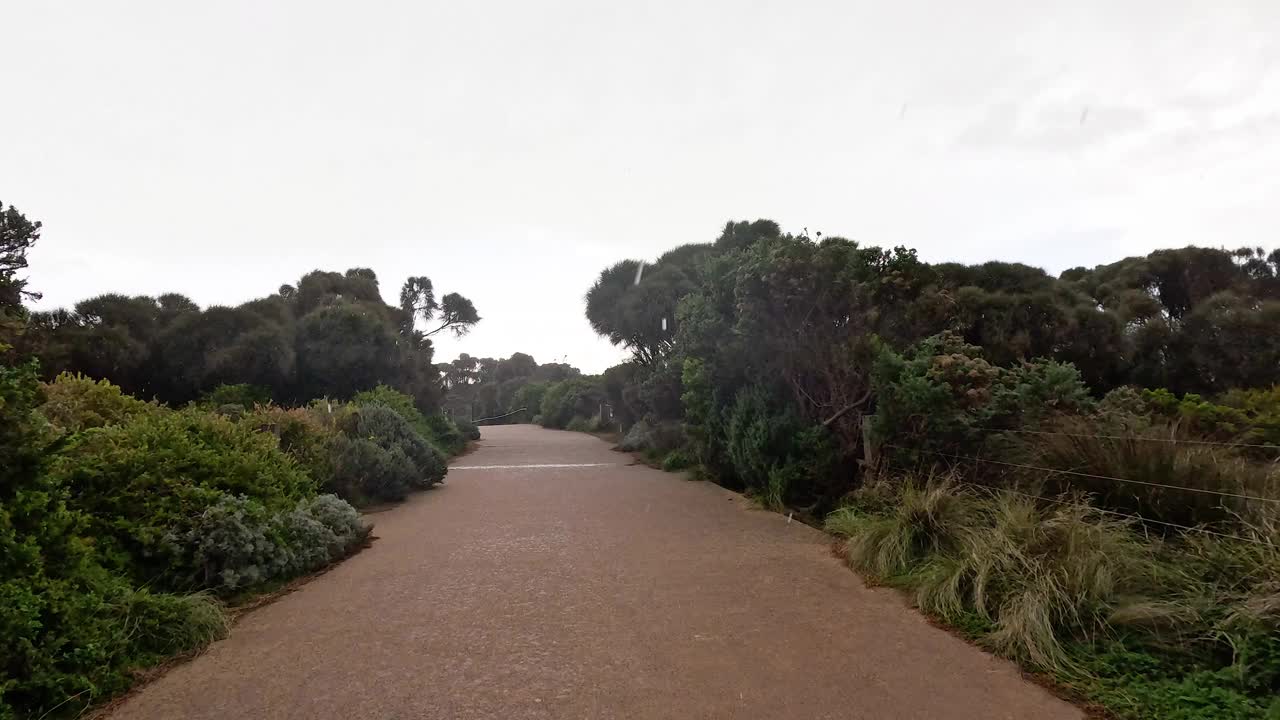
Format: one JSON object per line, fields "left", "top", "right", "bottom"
{"left": 108, "top": 424, "right": 1080, "bottom": 720}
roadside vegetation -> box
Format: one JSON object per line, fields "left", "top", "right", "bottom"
{"left": 580, "top": 219, "right": 1280, "bottom": 718}
{"left": 0, "top": 201, "right": 478, "bottom": 719}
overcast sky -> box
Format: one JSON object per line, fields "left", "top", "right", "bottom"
{"left": 4, "top": 1, "right": 1277, "bottom": 373}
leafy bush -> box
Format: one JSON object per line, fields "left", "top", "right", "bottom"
{"left": 452, "top": 416, "right": 481, "bottom": 441}
{"left": 661, "top": 449, "right": 693, "bottom": 471}
{"left": 327, "top": 435, "right": 414, "bottom": 503}
{"left": 241, "top": 405, "right": 336, "bottom": 488}
{"left": 512, "top": 382, "right": 549, "bottom": 424}
{"left": 176, "top": 494, "right": 367, "bottom": 594}
{"left": 343, "top": 403, "right": 446, "bottom": 486}
{"left": 423, "top": 413, "right": 465, "bottom": 455}
{"left": 198, "top": 383, "right": 270, "bottom": 410}
{"left": 300, "top": 494, "right": 369, "bottom": 555}
{"left": 38, "top": 372, "right": 158, "bottom": 434}
{"left": 352, "top": 385, "right": 473, "bottom": 456}
{"left": 538, "top": 377, "right": 605, "bottom": 429}
{"left": 872, "top": 332, "right": 1095, "bottom": 456}
{"left": 178, "top": 495, "right": 286, "bottom": 592}
{"left": 565, "top": 416, "right": 591, "bottom": 432}
{"left": 723, "top": 385, "right": 836, "bottom": 505}
{"left": 0, "top": 361, "right": 230, "bottom": 719}
{"left": 48, "top": 408, "right": 314, "bottom": 586}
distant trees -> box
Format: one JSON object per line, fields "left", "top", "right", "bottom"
{"left": 440, "top": 351, "right": 584, "bottom": 422}
{"left": 19, "top": 265, "right": 480, "bottom": 412}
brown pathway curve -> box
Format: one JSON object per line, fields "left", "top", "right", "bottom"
{"left": 108, "top": 424, "right": 1081, "bottom": 720}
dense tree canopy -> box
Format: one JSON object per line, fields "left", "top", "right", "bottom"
{"left": 584, "top": 219, "right": 1280, "bottom": 509}
{"left": 19, "top": 268, "right": 479, "bottom": 412}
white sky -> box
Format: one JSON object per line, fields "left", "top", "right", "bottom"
{"left": 4, "top": 1, "right": 1277, "bottom": 373}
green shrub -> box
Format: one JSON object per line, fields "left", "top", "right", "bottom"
{"left": 38, "top": 372, "right": 159, "bottom": 434}
{"left": 872, "top": 332, "right": 1095, "bottom": 456}
{"left": 176, "top": 493, "right": 367, "bottom": 594}
{"left": 327, "top": 436, "right": 414, "bottom": 504}
{"left": 344, "top": 403, "right": 446, "bottom": 486}
{"left": 423, "top": 413, "right": 465, "bottom": 456}
{"left": 197, "top": 383, "right": 270, "bottom": 410}
{"left": 300, "top": 494, "right": 369, "bottom": 557}
{"left": 351, "top": 385, "right": 472, "bottom": 456}
{"left": 0, "top": 361, "right": 230, "bottom": 719}
{"left": 178, "top": 494, "right": 288, "bottom": 592}
{"left": 565, "top": 416, "right": 591, "bottom": 432}
{"left": 241, "top": 405, "right": 336, "bottom": 488}
{"left": 539, "top": 377, "right": 605, "bottom": 429}
{"left": 452, "top": 416, "right": 481, "bottom": 441}
{"left": 723, "top": 385, "right": 835, "bottom": 505}
{"left": 353, "top": 384, "right": 429, "bottom": 430}
{"left": 661, "top": 449, "right": 693, "bottom": 472}
{"left": 48, "top": 408, "right": 314, "bottom": 586}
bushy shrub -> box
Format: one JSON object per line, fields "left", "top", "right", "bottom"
{"left": 452, "top": 416, "right": 481, "bottom": 441}
{"left": 351, "top": 385, "right": 472, "bottom": 456}
{"left": 617, "top": 419, "right": 654, "bottom": 451}
{"left": 178, "top": 495, "right": 286, "bottom": 592}
{"left": 300, "top": 494, "right": 369, "bottom": 556}
{"left": 423, "top": 413, "right": 465, "bottom": 456}
{"left": 38, "top": 372, "right": 158, "bottom": 434}
{"left": 343, "top": 403, "right": 446, "bottom": 487}
{"left": 661, "top": 449, "right": 693, "bottom": 472}
{"left": 175, "top": 493, "right": 367, "bottom": 594}
{"left": 565, "top": 416, "right": 591, "bottom": 432}
{"left": 328, "top": 436, "right": 414, "bottom": 503}
{"left": 0, "top": 361, "right": 230, "bottom": 719}
{"left": 198, "top": 383, "right": 270, "bottom": 410}
{"left": 241, "top": 405, "right": 336, "bottom": 488}
{"left": 48, "top": 408, "right": 314, "bottom": 585}
{"left": 539, "top": 377, "right": 605, "bottom": 429}
{"left": 872, "top": 332, "right": 1095, "bottom": 455}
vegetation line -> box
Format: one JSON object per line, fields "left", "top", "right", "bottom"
{"left": 970, "top": 426, "right": 1280, "bottom": 451}
{"left": 884, "top": 461, "right": 1275, "bottom": 547}
{"left": 883, "top": 443, "right": 1280, "bottom": 505}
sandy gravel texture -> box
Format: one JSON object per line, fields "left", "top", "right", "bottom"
{"left": 107, "top": 424, "right": 1081, "bottom": 720}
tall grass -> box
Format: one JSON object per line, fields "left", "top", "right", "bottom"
{"left": 829, "top": 474, "right": 1155, "bottom": 671}
{"left": 828, "top": 469, "right": 1280, "bottom": 715}
{"left": 1008, "top": 418, "right": 1280, "bottom": 529}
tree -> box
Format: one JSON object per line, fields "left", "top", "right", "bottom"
{"left": 400, "top": 278, "right": 480, "bottom": 337}
{"left": 294, "top": 304, "right": 403, "bottom": 400}
{"left": 1, "top": 202, "right": 41, "bottom": 344}
{"left": 496, "top": 352, "right": 537, "bottom": 381}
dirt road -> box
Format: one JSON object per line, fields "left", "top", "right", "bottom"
{"left": 108, "top": 425, "right": 1080, "bottom": 720}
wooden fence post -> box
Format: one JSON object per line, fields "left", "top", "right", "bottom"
{"left": 861, "top": 414, "right": 880, "bottom": 480}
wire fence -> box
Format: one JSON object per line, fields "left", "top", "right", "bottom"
{"left": 875, "top": 424, "right": 1280, "bottom": 547}
{"left": 969, "top": 426, "right": 1280, "bottom": 452}
{"left": 880, "top": 455, "right": 1274, "bottom": 546}
{"left": 880, "top": 443, "right": 1280, "bottom": 505}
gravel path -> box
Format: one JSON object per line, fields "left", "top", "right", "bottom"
{"left": 108, "top": 425, "right": 1081, "bottom": 720}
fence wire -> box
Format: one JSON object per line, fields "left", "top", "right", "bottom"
{"left": 881, "top": 458, "right": 1275, "bottom": 547}
{"left": 969, "top": 426, "right": 1280, "bottom": 452}
{"left": 880, "top": 443, "right": 1280, "bottom": 505}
